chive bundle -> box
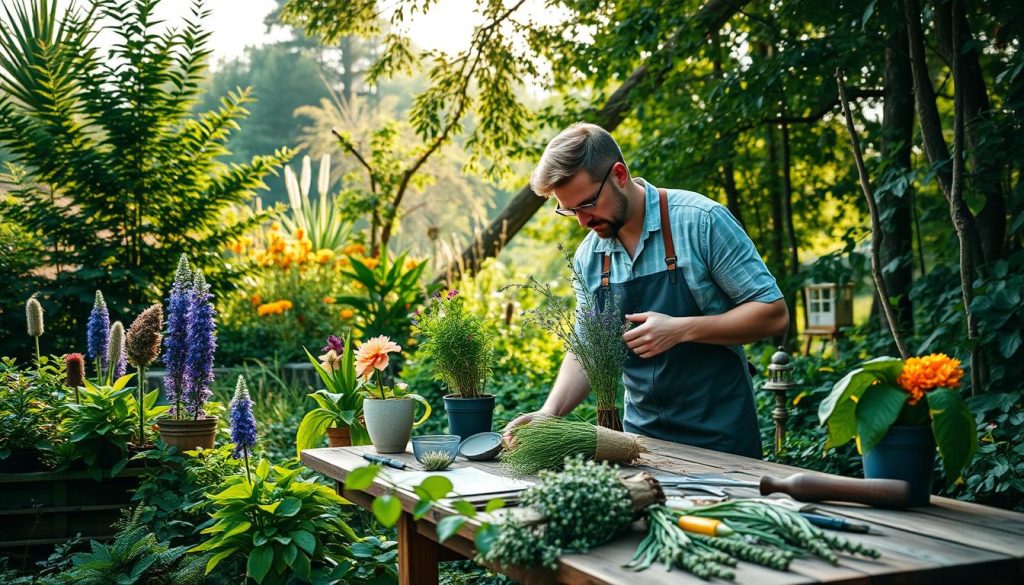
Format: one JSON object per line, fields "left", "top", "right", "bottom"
{"left": 500, "top": 418, "right": 643, "bottom": 477}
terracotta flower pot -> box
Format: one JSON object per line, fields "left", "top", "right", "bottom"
{"left": 326, "top": 426, "right": 352, "bottom": 448}
{"left": 156, "top": 416, "right": 218, "bottom": 453}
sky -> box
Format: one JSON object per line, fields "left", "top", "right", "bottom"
{"left": 146, "top": 0, "right": 485, "bottom": 66}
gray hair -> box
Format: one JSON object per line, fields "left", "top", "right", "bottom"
{"left": 530, "top": 122, "right": 624, "bottom": 198}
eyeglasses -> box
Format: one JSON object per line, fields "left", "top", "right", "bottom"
{"left": 554, "top": 162, "right": 617, "bottom": 217}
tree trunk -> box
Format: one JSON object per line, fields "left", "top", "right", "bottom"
{"left": 875, "top": 12, "right": 916, "bottom": 345}
{"left": 340, "top": 36, "right": 355, "bottom": 103}
{"left": 934, "top": 1, "right": 1005, "bottom": 262}
{"left": 438, "top": 0, "right": 752, "bottom": 283}
{"left": 903, "top": 0, "right": 985, "bottom": 272}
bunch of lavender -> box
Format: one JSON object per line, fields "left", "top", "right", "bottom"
{"left": 229, "top": 375, "right": 257, "bottom": 483}
{"left": 510, "top": 248, "right": 629, "bottom": 423}
{"left": 87, "top": 291, "right": 110, "bottom": 382}
{"left": 182, "top": 270, "right": 217, "bottom": 419}
{"left": 162, "top": 255, "right": 194, "bottom": 417}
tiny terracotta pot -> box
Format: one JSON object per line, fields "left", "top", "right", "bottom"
{"left": 156, "top": 416, "right": 218, "bottom": 453}
{"left": 326, "top": 426, "right": 352, "bottom": 448}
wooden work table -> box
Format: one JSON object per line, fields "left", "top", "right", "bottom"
{"left": 301, "top": 438, "right": 1024, "bottom": 584}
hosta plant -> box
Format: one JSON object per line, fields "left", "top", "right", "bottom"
{"left": 190, "top": 459, "right": 360, "bottom": 584}
{"left": 295, "top": 333, "right": 369, "bottom": 455}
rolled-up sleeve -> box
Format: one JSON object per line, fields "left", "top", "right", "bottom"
{"left": 704, "top": 206, "right": 783, "bottom": 306}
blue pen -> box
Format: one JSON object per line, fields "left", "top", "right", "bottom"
{"left": 362, "top": 452, "right": 407, "bottom": 470}
{"left": 800, "top": 512, "right": 870, "bottom": 533}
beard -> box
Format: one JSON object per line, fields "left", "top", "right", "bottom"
{"left": 587, "top": 184, "right": 629, "bottom": 238}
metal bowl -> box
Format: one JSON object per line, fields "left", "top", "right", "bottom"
{"left": 458, "top": 431, "right": 503, "bottom": 461}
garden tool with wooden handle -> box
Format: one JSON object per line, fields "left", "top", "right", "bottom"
{"left": 656, "top": 472, "right": 911, "bottom": 508}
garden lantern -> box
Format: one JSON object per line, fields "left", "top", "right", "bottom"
{"left": 763, "top": 347, "right": 797, "bottom": 453}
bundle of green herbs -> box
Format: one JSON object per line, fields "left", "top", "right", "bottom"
{"left": 481, "top": 456, "right": 662, "bottom": 570}
{"left": 500, "top": 417, "right": 643, "bottom": 476}
{"left": 509, "top": 247, "right": 629, "bottom": 430}
{"left": 629, "top": 501, "right": 880, "bottom": 580}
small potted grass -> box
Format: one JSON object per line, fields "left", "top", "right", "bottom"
{"left": 413, "top": 289, "right": 495, "bottom": 440}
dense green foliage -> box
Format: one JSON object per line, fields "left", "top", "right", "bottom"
{"left": 0, "top": 0, "right": 291, "bottom": 358}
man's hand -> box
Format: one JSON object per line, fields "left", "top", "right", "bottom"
{"left": 623, "top": 312, "right": 689, "bottom": 358}
{"left": 501, "top": 410, "right": 556, "bottom": 447}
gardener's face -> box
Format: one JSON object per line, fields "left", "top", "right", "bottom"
{"left": 553, "top": 162, "right": 628, "bottom": 238}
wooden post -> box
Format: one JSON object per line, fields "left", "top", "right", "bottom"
{"left": 398, "top": 511, "right": 439, "bottom": 585}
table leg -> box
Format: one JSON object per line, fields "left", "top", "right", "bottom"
{"left": 399, "top": 511, "right": 439, "bottom": 585}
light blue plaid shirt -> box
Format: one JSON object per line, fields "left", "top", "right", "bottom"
{"left": 572, "top": 178, "right": 783, "bottom": 321}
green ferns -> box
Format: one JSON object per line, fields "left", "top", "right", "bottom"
{"left": 50, "top": 508, "right": 206, "bottom": 585}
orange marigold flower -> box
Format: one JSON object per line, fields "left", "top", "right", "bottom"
{"left": 278, "top": 300, "right": 294, "bottom": 311}
{"left": 294, "top": 228, "right": 305, "bottom": 241}
{"left": 404, "top": 258, "right": 419, "bottom": 271}
{"left": 897, "top": 353, "right": 964, "bottom": 406}
{"left": 339, "top": 308, "right": 354, "bottom": 320}
{"left": 315, "top": 249, "right": 334, "bottom": 264}
{"left": 249, "top": 294, "right": 262, "bottom": 307}
{"left": 323, "top": 296, "right": 336, "bottom": 305}
{"left": 362, "top": 257, "right": 379, "bottom": 270}
{"left": 355, "top": 335, "right": 401, "bottom": 380}
{"left": 257, "top": 303, "right": 275, "bottom": 317}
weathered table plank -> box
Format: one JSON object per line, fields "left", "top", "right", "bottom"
{"left": 301, "top": 441, "right": 1024, "bottom": 585}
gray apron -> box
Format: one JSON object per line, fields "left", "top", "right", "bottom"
{"left": 596, "top": 189, "right": 762, "bottom": 459}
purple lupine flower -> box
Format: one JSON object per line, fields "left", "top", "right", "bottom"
{"left": 182, "top": 269, "right": 216, "bottom": 419}
{"left": 86, "top": 291, "right": 110, "bottom": 375}
{"left": 162, "top": 255, "right": 193, "bottom": 415}
{"left": 229, "top": 375, "right": 257, "bottom": 460}
{"left": 321, "top": 334, "right": 344, "bottom": 354}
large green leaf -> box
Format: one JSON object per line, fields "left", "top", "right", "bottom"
{"left": 824, "top": 398, "right": 857, "bottom": 450}
{"left": 417, "top": 476, "right": 453, "bottom": 501}
{"left": 436, "top": 515, "right": 467, "bottom": 543}
{"left": 344, "top": 464, "right": 380, "bottom": 490}
{"left": 295, "top": 409, "right": 333, "bottom": 457}
{"left": 247, "top": 545, "right": 274, "bottom": 584}
{"left": 855, "top": 383, "right": 907, "bottom": 455}
{"left": 818, "top": 368, "right": 874, "bottom": 425}
{"left": 372, "top": 494, "right": 402, "bottom": 528}
{"left": 927, "top": 389, "right": 978, "bottom": 482}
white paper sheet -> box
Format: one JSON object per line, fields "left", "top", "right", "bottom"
{"left": 388, "top": 466, "right": 532, "bottom": 497}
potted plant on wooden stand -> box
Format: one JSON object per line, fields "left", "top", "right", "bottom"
{"left": 414, "top": 289, "right": 496, "bottom": 440}
{"left": 156, "top": 256, "right": 220, "bottom": 452}
{"left": 819, "top": 353, "right": 978, "bottom": 506}
{"left": 356, "top": 335, "right": 430, "bottom": 453}
{"left": 295, "top": 333, "right": 370, "bottom": 455}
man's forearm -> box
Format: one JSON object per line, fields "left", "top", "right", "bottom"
{"left": 680, "top": 299, "right": 789, "bottom": 346}
{"left": 540, "top": 352, "right": 592, "bottom": 417}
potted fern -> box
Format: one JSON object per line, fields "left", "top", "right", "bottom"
{"left": 413, "top": 289, "right": 495, "bottom": 440}
{"left": 295, "top": 334, "right": 370, "bottom": 454}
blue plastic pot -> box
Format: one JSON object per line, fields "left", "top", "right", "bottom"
{"left": 443, "top": 394, "right": 495, "bottom": 441}
{"left": 862, "top": 424, "right": 935, "bottom": 507}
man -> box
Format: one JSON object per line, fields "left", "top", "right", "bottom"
{"left": 503, "top": 123, "right": 789, "bottom": 458}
